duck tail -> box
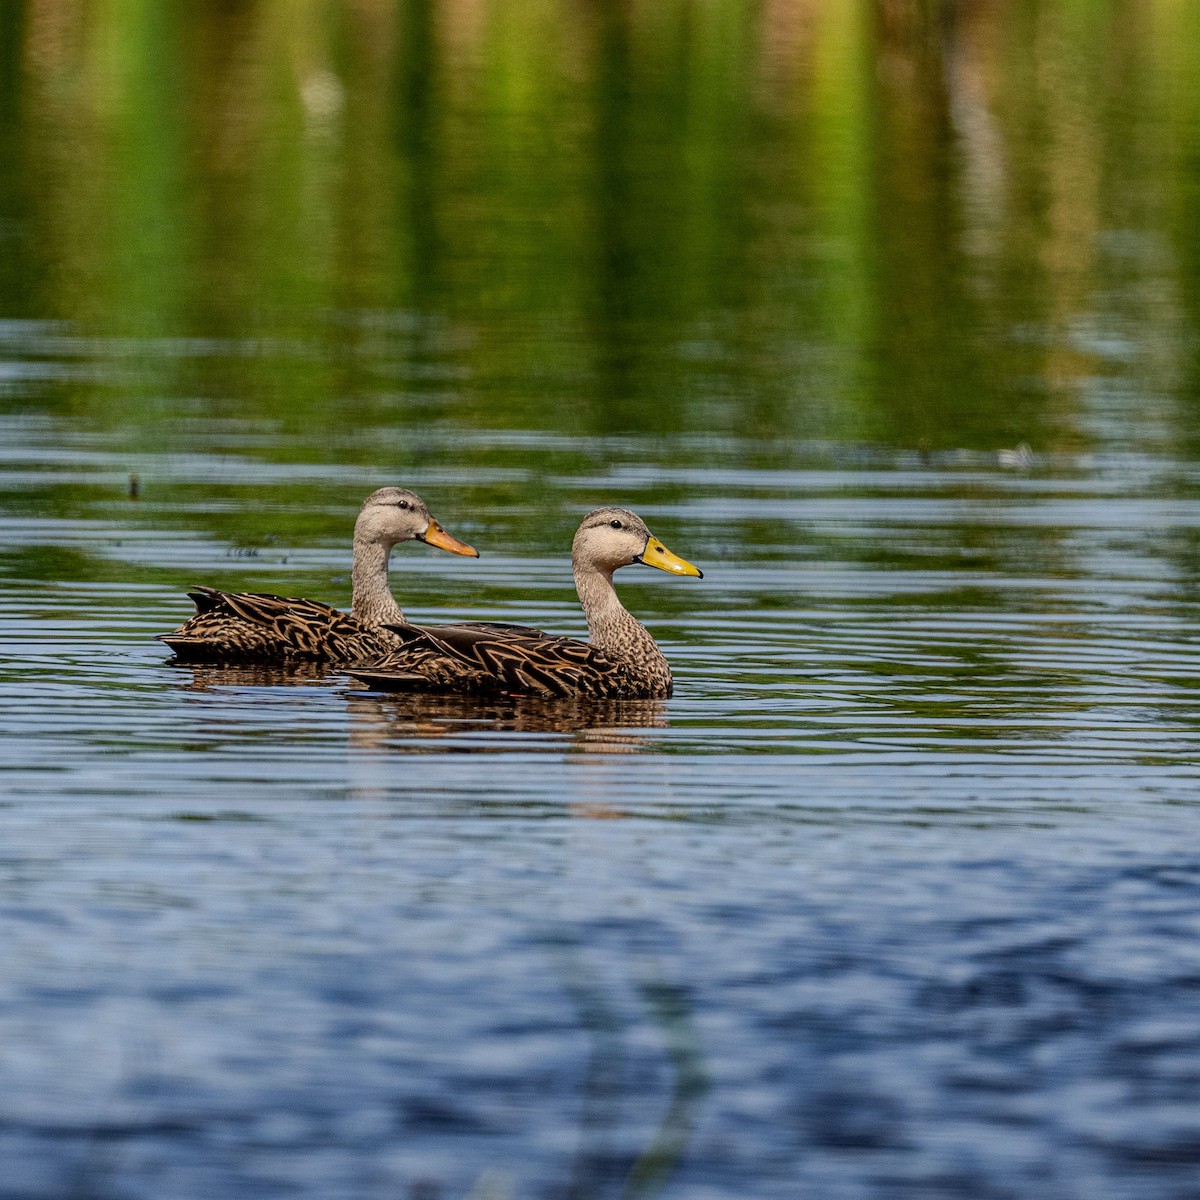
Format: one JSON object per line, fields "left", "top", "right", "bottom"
{"left": 346, "top": 669, "right": 430, "bottom": 692}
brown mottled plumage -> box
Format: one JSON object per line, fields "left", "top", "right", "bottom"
{"left": 157, "top": 488, "right": 478, "bottom": 664}
{"left": 349, "top": 507, "right": 703, "bottom": 699}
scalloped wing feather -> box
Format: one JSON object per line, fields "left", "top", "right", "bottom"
{"left": 356, "top": 622, "right": 669, "bottom": 699}
{"left": 159, "top": 589, "right": 400, "bottom": 664}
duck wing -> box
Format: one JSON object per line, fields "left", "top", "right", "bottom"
{"left": 441, "top": 620, "right": 550, "bottom": 639}
{"left": 158, "top": 586, "right": 395, "bottom": 663}
{"left": 350, "top": 621, "right": 632, "bottom": 698}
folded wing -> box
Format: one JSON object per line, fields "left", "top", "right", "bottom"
{"left": 349, "top": 621, "right": 634, "bottom": 698}
{"left": 157, "top": 586, "right": 397, "bottom": 663}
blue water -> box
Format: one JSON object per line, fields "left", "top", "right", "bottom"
{"left": 5, "top": 411, "right": 1200, "bottom": 1197}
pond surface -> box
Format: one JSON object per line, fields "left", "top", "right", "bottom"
{"left": 4, "top": 3, "right": 1200, "bottom": 1198}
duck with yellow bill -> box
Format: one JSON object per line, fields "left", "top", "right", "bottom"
{"left": 349, "top": 507, "right": 703, "bottom": 700}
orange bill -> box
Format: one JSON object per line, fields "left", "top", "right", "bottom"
{"left": 422, "top": 519, "right": 479, "bottom": 557}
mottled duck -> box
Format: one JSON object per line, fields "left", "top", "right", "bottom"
{"left": 349, "top": 507, "right": 702, "bottom": 699}
{"left": 158, "top": 487, "right": 478, "bottom": 664}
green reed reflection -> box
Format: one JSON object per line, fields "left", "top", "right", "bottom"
{"left": 0, "top": 0, "right": 1198, "bottom": 477}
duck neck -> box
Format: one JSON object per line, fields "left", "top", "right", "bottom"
{"left": 573, "top": 561, "right": 665, "bottom": 669}
{"left": 351, "top": 535, "right": 406, "bottom": 626}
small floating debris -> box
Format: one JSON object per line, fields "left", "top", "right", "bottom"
{"left": 996, "top": 442, "right": 1034, "bottom": 469}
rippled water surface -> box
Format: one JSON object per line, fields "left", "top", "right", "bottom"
{"left": 5, "top": 3, "right": 1200, "bottom": 1198}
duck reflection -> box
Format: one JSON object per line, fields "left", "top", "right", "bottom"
{"left": 165, "top": 661, "right": 669, "bottom": 755}
{"left": 344, "top": 688, "right": 668, "bottom": 756}
{"left": 166, "top": 661, "right": 336, "bottom": 690}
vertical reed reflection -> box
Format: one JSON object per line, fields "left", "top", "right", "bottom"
{"left": 0, "top": 3, "right": 32, "bottom": 319}
{"left": 395, "top": 0, "right": 442, "bottom": 313}
{"left": 549, "top": 939, "right": 708, "bottom": 1200}
{"left": 622, "top": 977, "right": 709, "bottom": 1200}
{"left": 2, "top": 0, "right": 1195, "bottom": 471}
{"left": 590, "top": 0, "right": 638, "bottom": 411}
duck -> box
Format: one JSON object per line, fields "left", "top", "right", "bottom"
{"left": 157, "top": 487, "right": 479, "bottom": 664}
{"left": 348, "top": 507, "right": 702, "bottom": 699}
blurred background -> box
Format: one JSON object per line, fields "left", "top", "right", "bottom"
{"left": 3, "top": 0, "right": 1197, "bottom": 479}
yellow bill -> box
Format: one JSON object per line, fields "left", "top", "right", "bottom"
{"left": 638, "top": 535, "right": 703, "bottom": 578}
{"left": 422, "top": 519, "right": 479, "bottom": 557}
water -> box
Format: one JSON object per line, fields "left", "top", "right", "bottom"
{"left": 4, "top": 3, "right": 1200, "bottom": 1197}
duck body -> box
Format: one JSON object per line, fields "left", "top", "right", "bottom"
{"left": 159, "top": 586, "right": 404, "bottom": 664}
{"left": 350, "top": 507, "right": 701, "bottom": 699}
{"left": 351, "top": 620, "right": 670, "bottom": 699}
{"left": 157, "top": 487, "right": 478, "bottom": 665}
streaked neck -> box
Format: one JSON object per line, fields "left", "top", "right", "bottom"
{"left": 573, "top": 562, "right": 662, "bottom": 665}
{"left": 351, "top": 537, "right": 405, "bottom": 626}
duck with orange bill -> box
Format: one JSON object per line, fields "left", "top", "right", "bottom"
{"left": 158, "top": 487, "right": 479, "bottom": 665}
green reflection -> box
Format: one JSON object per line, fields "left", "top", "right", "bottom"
{"left": 0, "top": 0, "right": 1198, "bottom": 605}
{"left": 0, "top": 0, "right": 1189, "bottom": 451}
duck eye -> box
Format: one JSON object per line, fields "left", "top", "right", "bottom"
{"left": 396, "top": 500, "right": 410, "bottom": 509}
{"left": 609, "top": 519, "right": 622, "bottom": 530}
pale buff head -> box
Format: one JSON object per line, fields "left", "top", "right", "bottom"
{"left": 354, "top": 487, "right": 478, "bottom": 557}
{"left": 571, "top": 507, "right": 702, "bottom": 579}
